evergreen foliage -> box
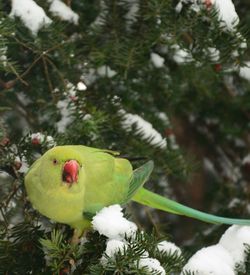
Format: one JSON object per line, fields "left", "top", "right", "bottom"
{"left": 1, "top": 0, "right": 250, "bottom": 273}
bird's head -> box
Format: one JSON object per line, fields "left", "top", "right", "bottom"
{"left": 24, "top": 146, "right": 90, "bottom": 226}
{"left": 37, "top": 146, "right": 86, "bottom": 193}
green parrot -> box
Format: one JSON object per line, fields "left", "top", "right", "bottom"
{"left": 25, "top": 145, "right": 250, "bottom": 237}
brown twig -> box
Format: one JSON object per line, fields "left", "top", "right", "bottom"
{"left": 66, "top": 0, "right": 72, "bottom": 6}
{"left": 1, "top": 43, "right": 65, "bottom": 91}
{"left": 42, "top": 56, "right": 55, "bottom": 98}
{"left": 14, "top": 37, "right": 35, "bottom": 52}
{"left": 8, "top": 63, "right": 29, "bottom": 86}
{"left": 0, "top": 207, "right": 8, "bottom": 228}
{"left": 0, "top": 179, "right": 21, "bottom": 210}
{"left": 4, "top": 181, "right": 20, "bottom": 208}
{"left": 145, "top": 207, "right": 161, "bottom": 236}
{"left": 45, "top": 56, "right": 67, "bottom": 90}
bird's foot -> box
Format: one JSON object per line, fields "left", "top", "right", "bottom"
{"left": 71, "top": 228, "right": 88, "bottom": 245}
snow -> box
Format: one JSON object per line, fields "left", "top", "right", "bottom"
{"left": 213, "top": 0, "right": 239, "bottom": 31}
{"left": 240, "top": 41, "right": 247, "bottom": 49}
{"left": 77, "top": 81, "right": 87, "bottom": 91}
{"left": 16, "top": 92, "right": 32, "bottom": 106}
{"left": 120, "top": 109, "right": 167, "bottom": 149}
{"left": 92, "top": 205, "right": 168, "bottom": 273}
{"left": 228, "top": 198, "right": 241, "bottom": 209}
{"left": 157, "top": 112, "right": 170, "bottom": 125}
{"left": 102, "top": 239, "right": 127, "bottom": 262}
{"left": 56, "top": 99, "right": 73, "bottom": 133}
{"left": 239, "top": 62, "right": 250, "bottom": 81}
{"left": 182, "top": 244, "right": 235, "bottom": 275}
{"left": 82, "top": 114, "right": 92, "bottom": 121}
{"left": 176, "top": 0, "right": 239, "bottom": 31}
{"left": 82, "top": 68, "right": 96, "bottom": 85}
{"left": 182, "top": 225, "right": 250, "bottom": 274}
{"left": 219, "top": 225, "right": 250, "bottom": 265}
{"left": 10, "top": 0, "right": 79, "bottom": 35}
{"left": 31, "top": 132, "right": 45, "bottom": 143}
{"left": 125, "top": 0, "right": 139, "bottom": 25}
{"left": 242, "top": 154, "right": 250, "bottom": 165}
{"left": 175, "top": 1, "right": 183, "bottom": 13}
{"left": 203, "top": 157, "right": 219, "bottom": 179}
{"left": 92, "top": 205, "right": 137, "bottom": 240}
{"left": 93, "top": 205, "right": 137, "bottom": 266}
{"left": 48, "top": 0, "right": 79, "bottom": 25}
{"left": 30, "top": 132, "right": 56, "bottom": 147}
{"left": 46, "top": 135, "right": 57, "bottom": 147}
{"left": 0, "top": 171, "right": 10, "bottom": 179}
{"left": 15, "top": 156, "right": 29, "bottom": 173}
{"left": 168, "top": 134, "right": 179, "bottom": 150}
{"left": 157, "top": 241, "right": 182, "bottom": 256}
{"left": 207, "top": 47, "right": 220, "bottom": 62}
{"left": 10, "top": 0, "right": 52, "bottom": 36}
{"left": 90, "top": 0, "right": 107, "bottom": 27}
{"left": 203, "top": 157, "right": 215, "bottom": 172}
{"left": 97, "top": 65, "right": 117, "bottom": 78}
{"left": 56, "top": 83, "right": 78, "bottom": 132}
{"left": 234, "top": 138, "right": 246, "bottom": 148}
{"left": 138, "top": 257, "right": 166, "bottom": 275}
{"left": 66, "top": 82, "right": 78, "bottom": 98}
{"left": 171, "top": 44, "right": 192, "bottom": 64}
{"left": 217, "top": 147, "right": 240, "bottom": 183}
{"left": 0, "top": 46, "right": 7, "bottom": 67}
{"left": 150, "top": 53, "right": 165, "bottom": 68}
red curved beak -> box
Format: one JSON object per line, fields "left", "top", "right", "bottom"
{"left": 63, "top": 160, "right": 79, "bottom": 186}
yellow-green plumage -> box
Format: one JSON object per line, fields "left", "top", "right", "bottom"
{"left": 25, "top": 145, "right": 250, "bottom": 235}
{"left": 25, "top": 145, "right": 132, "bottom": 232}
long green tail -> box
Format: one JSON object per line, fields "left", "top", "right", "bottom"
{"left": 132, "top": 188, "right": 250, "bottom": 225}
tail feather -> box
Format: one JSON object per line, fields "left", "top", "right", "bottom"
{"left": 132, "top": 188, "right": 250, "bottom": 226}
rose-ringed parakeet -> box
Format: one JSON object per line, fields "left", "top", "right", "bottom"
{"left": 25, "top": 145, "right": 250, "bottom": 237}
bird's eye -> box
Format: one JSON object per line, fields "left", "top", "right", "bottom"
{"left": 53, "top": 159, "right": 58, "bottom": 165}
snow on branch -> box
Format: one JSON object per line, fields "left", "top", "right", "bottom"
{"left": 119, "top": 109, "right": 167, "bottom": 149}
{"left": 92, "top": 205, "right": 137, "bottom": 240}
{"left": 182, "top": 244, "right": 235, "bottom": 275}
{"left": 212, "top": 0, "right": 239, "bottom": 31}
{"left": 239, "top": 62, "right": 250, "bottom": 82}
{"left": 219, "top": 225, "right": 250, "bottom": 265}
{"left": 182, "top": 225, "right": 250, "bottom": 274}
{"left": 150, "top": 52, "right": 165, "bottom": 68}
{"left": 10, "top": 0, "right": 79, "bottom": 36}
{"left": 176, "top": 0, "right": 239, "bottom": 31}
{"left": 48, "top": 0, "right": 79, "bottom": 25}
{"left": 157, "top": 241, "right": 182, "bottom": 256}
{"left": 138, "top": 258, "right": 166, "bottom": 275}
{"left": 92, "top": 204, "right": 181, "bottom": 274}
{"left": 10, "top": 0, "right": 52, "bottom": 36}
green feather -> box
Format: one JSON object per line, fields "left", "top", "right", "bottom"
{"left": 122, "top": 161, "right": 154, "bottom": 204}
{"left": 132, "top": 188, "right": 250, "bottom": 225}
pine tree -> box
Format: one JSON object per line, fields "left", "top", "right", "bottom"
{"left": 1, "top": 0, "right": 250, "bottom": 274}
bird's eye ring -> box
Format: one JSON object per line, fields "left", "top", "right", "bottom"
{"left": 53, "top": 159, "right": 58, "bottom": 165}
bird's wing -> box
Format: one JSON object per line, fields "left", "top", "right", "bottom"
{"left": 82, "top": 158, "right": 153, "bottom": 219}
{"left": 121, "top": 160, "right": 154, "bottom": 204}
{"left": 82, "top": 202, "right": 107, "bottom": 221}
